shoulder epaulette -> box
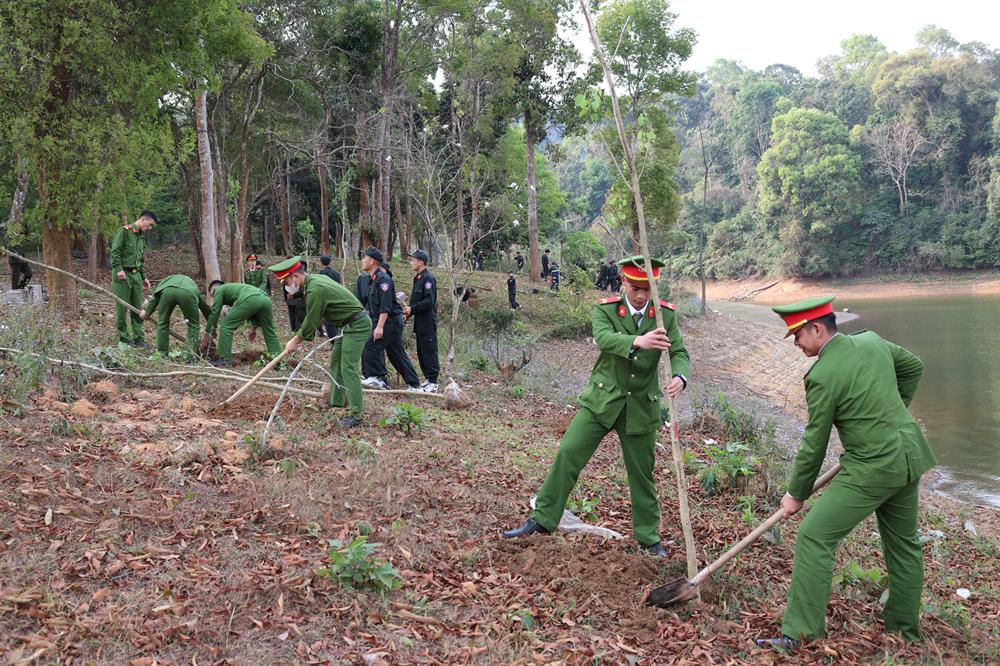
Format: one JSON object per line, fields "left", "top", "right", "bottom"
{"left": 598, "top": 296, "right": 621, "bottom": 305}
{"left": 660, "top": 300, "right": 675, "bottom": 310}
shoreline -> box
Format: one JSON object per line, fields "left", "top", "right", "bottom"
{"left": 686, "top": 270, "right": 1000, "bottom": 303}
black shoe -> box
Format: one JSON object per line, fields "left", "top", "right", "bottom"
{"left": 502, "top": 518, "right": 550, "bottom": 539}
{"left": 338, "top": 416, "right": 362, "bottom": 428}
{"left": 211, "top": 358, "right": 232, "bottom": 367}
{"left": 131, "top": 340, "right": 150, "bottom": 350}
{"left": 643, "top": 542, "right": 668, "bottom": 557}
{"left": 755, "top": 636, "right": 801, "bottom": 651}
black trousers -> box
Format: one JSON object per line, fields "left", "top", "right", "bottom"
{"left": 363, "top": 316, "right": 420, "bottom": 387}
{"left": 508, "top": 289, "right": 519, "bottom": 309}
{"left": 323, "top": 321, "right": 339, "bottom": 339}
{"left": 413, "top": 318, "right": 439, "bottom": 383}
{"left": 287, "top": 303, "right": 306, "bottom": 332}
{"left": 10, "top": 260, "right": 31, "bottom": 290}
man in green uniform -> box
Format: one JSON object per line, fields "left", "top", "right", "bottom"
{"left": 756, "top": 296, "right": 937, "bottom": 650}
{"left": 243, "top": 254, "right": 269, "bottom": 293}
{"left": 138, "top": 274, "right": 211, "bottom": 357}
{"left": 201, "top": 280, "right": 282, "bottom": 366}
{"left": 503, "top": 256, "right": 690, "bottom": 555}
{"left": 110, "top": 210, "right": 156, "bottom": 347}
{"left": 269, "top": 256, "right": 372, "bottom": 427}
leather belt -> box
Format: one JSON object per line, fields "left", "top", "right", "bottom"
{"left": 339, "top": 310, "right": 368, "bottom": 327}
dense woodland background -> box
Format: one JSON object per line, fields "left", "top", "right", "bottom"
{"left": 2, "top": 0, "right": 1000, "bottom": 315}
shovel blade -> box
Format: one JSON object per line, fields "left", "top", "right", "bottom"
{"left": 644, "top": 576, "right": 698, "bottom": 608}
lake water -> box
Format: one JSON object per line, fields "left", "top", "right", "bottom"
{"left": 837, "top": 294, "right": 1000, "bottom": 508}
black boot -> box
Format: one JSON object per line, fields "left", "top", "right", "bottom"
{"left": 502, "top": 518, "right": 550, "bottom": 539}
{"left": 643, "top": 542, "right": 668, "bottom": 557}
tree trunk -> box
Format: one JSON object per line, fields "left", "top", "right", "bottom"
{"left": 395, "top": 185, "right": 409, "bottom": 258}
{"left": 277, "top": 164, "right": 291, "bottom": 253}
{"left": 88, "top": 222, "right": 98, "bottom": 284}
{"left": 8, "top": 158, "right": 28, "bottom": 229}
{"left": 195, "top": 90, "right": 221, "bottom": 283}
{"left": 264, "top": 195, "right": 276, "bottom": 256}
{"left": 41, "top": 219, "right": 78, "bottom": 314}
{"left": 525, "top": 112, "right": 540, "bottom": 281}
{"left": 451, "top": 100, "right": 465, "bottom": 263}
{"left": 317, "top": 143, "right": 330, "bottom": 255}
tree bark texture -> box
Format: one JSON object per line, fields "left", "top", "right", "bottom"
{"left": 525, "top": 112, "right": 540, "bottom": 281}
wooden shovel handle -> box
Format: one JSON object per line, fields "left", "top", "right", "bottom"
{"left": 690, "top": 462, "right": 843, "bottom": 586}
{"left": 219, "top": 348, "right": 293, "bottom": 406}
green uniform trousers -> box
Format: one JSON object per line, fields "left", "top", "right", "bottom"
{"left": 113, "top": 272, "right": 146, "bottom": 343}
{"left": 532, "top": 406, "right": 660, "bottom": 545}
{"left": 782, "top": 477, "right": 924, "bottom": 642}
{"left": 329, "top": 316, "right": 372, "bottom": 418}
{"left": 217, "top": 292, "right": 282, "bottom": 360}
{"left": 154, "top": 286, "right": 201, "bottom": 355}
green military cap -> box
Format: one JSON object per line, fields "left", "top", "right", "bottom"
{"left": 772, "top": 295, "right": 836, "bottom": 337}
{"left": 268, "top": 256, "right": 303, "bottom": 280}
{"left": 617, "top": 255, "right": 665, "bottom": 283}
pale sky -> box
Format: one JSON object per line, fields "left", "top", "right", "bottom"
{"left": 571, "top": 0, "right": 999, "bottom": 76}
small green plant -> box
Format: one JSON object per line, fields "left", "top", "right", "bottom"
{"left": 688, "top": 442, "right": 761, "bottom": 495}
{"left": 278, "top": 459, "right": 297, "bottom": 474}
{"left": 930, "top": 599, "right": 970, "bottom": 637}
{"left": 567, "top": 494, "right": 601, "bottom": 522}
{"left": 508, "top": 607, "right": 536, "bottom": 630}
{"left": 381, "top": 403, "right": 425, "bottom": 436}
{"left": 468, "top": 354, "right": 490, "bottom": 371}
{"left": 243, "top": 432, "right": 268, "bottom": 460}
{"left": 736, "top": 495, "right": 756, "bottom": 524}
{"left": 509, "top": 384, "right": 526, "bottom": 398}
{"left": 315, "top": 536, "right": 401, "bottom": 594}
{"left": 345, "top": 436, "right": 377, "bottom": 462}
{"left": 355, "top": 521, "right": 372, "bottom": 536}
{"left": 833, "top": 561, "right": 886, "bottom": 595}
{"left": 50, "top": 418, "right": 73, "bottom": 437}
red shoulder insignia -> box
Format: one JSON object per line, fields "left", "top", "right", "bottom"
{"left": 598, "top": 296, "right": 622, "bottom": 305}
{"left": 660, "top": 300, "right": 675, "bottom": 311}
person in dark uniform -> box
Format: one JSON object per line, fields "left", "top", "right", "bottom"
{"left": 318, "top": 255, "right": 342, "bottom": 339}
{"left": 596, "top": 261, "right": 608, "bottom": 290}
{"left": 403, "top": 249, "right": 439, "bottom": 393}
{"left": 548, "top": 262, "right": 561, "bottom": 292}
{"left": 507, "top": 273, "right": 520, "bottom": 310}
{"left": 541, "top": 249, "right": 550, "bottom": 278}
{"left": 514, "top": 251, "right": 524, "bottom": 272}
{"left": 609, "top": 262, "right": 622, "bottom": 292}
{"left": 283, "top": 258, "right": 307, "bottom": 332}
{"left": 8, "top": 244, "right": 32, "bottom": 290}
{"left": 359, "top": 246, "right": 421, "bottom": 391}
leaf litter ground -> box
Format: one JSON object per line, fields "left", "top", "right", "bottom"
{"left": 1, "top": 269, "right": 998, "bottom": 664}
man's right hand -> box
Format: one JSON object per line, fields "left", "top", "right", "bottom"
{"left": 633, "top": 327, "right": 671, "bottom": 351}
{"left": 116, "top": 270, "right": 126, "bottom": 281}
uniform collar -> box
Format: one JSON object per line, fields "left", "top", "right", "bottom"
{"left": 818, "top": 332, "right": 843, "bottom": 357}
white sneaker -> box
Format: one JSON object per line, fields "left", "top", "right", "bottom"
{"left": 362, "top": 376, "right": 389, "bottom": 389}
{"left": 406, "top": 384, "right": 423, "bottom": 393}
{"left": 422, "top": 382, "right": 439, "bottom": 393}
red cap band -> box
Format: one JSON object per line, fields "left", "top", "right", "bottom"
{"left": 621, "top": 264, "right": 660, "bottom": 282}
{"left": 273, "top": 261, "right": 301, "bottom": 280}
{"left": 781, "top": 302, "right": 834, "bottom": 332}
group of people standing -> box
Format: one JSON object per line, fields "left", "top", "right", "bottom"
{"left": 595, "top": 259, "right": 621, "bottom": 292}
{"left": 111, "top": 212, "right": 438, "bottom": 429}
{"left": 100, "top": 213, "right": 939, "bottom": 652}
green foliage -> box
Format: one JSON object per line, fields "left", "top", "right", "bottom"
{"left": 380, "top": 403, "right": 425, "bottom": 436}
{"left": 468, "top": 355, "right": 490, "bottom": 372}
{"left": 567, "top": 494, "right": 601, "bottom": 522}
{"left": 688, "top": 442, "right": 761, "bottom": 496}
{"left": 315, "top": 536, "right": 401, "bottom": 594}
{"left": 345, "top": 437, "right": 377, "bottom": 463}
{"left": 562, "top": 231, "right": 606, "bottom": 271}
{"left": 705, "top": 392, "right": 777, "bottom": 452}
{"left": 833, "top": 561, "right": 887, "bottom": 595}
{"left": 296, "top": 219, "right": 316, "bottom": 259}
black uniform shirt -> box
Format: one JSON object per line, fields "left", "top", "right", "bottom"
{"left": 367, "top": 269, "right": 403, "bottom": 318}
{"left": 319, "top": 266, "right": 342, "bottom": 284}
{"left": 409, "top": 269, "right": 437, "bottom": 322}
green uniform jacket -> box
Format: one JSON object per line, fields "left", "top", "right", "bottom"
{"left": 577, "top": 297, "right": 690, "bottom": 435}
{"left": 145, "top": 275, "right": 211, "bottom": 319}
{"left": 244, "top": 269, "right": 268, "bottom": 292}
{"left": 206, "top": 283, "right": 267, "bottom": 333}
{"left": 297, "top": 273, "right": 364, "bottom": 341}
{"left": 110, "top": 225, "right": 148, "bottom": 280}
{"left": 788, "top": 331, "right": 937, "bottom": 500}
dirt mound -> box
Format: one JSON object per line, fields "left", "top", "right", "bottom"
{"left": 85, "top": 379, "right": 119, "bottom": 403}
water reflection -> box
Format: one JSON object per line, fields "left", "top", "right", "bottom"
{"left": 838, "top": 294, "right": 1000, "bottom": 507}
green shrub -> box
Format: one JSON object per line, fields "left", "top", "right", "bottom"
{"left": 316, "top": 536, "right": 401, "bottom": 593}
{"left": 380, "top": 403, "right": 425, "bottom": 436}
{"left": 567, "top": 494, "right": 601, "bottom": 522}
{"left": 468, "top": 354, "right": 490, "bottom": 371}
{"left": 688, "top": 442, "right": 761, "bottom": 496}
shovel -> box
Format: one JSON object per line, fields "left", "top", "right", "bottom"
{"left": 217, "top": 348, "right": 294, "bottom": 407}
{"left": 645, "top": 462, "right": 842, "bottom": 608}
